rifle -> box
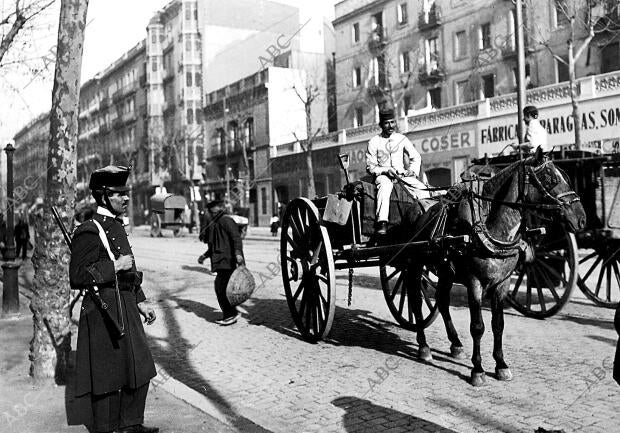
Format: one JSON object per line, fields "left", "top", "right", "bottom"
{"left": 51, "top": 206, "right": 125, "bottom": 339}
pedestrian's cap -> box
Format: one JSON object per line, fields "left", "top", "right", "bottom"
{"left": 206, "top": 199, "right": 225, "bottom": 210}
{"left": 379, "top": 108, "right": 395, "bottom": 122}
{"left": 523, "top": 105, "right": 539, "bottom": 117}
{"left": 89, "top": 165, "right": 130, "bottom": 192}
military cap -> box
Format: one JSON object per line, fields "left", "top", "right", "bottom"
{"left": 89, "top": 165, "right": 130, "bottom": 192}
{"left": 379, "top": 108, "right": 395, "bottom": 123}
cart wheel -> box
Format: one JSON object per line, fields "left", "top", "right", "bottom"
{"left": 172, "top": 217, "right": 183, "bottom": 237}
{"left": 506, "top": 231, "right": 578, "bottom": 318}
{"left": 150, "top": 214, "right": 162, "bottom": 238}
{"left": 280, "top": 198, "right": 336, "bottom": 342}
{"left": 578, "top": 241, "right": 620, "bottom": 308}
{"left": 380, "top": 264, "right": 439, "bottom": 331}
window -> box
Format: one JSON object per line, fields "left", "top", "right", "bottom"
{"left": 195, "top": 72, "right": 202, "bottom": 85}
{"left": 186, "top": 71, "right": 193, "bottom": 87}
{"left": 455, "top": 31, "right": 467, "bottom": 59}
{"left": 244, "top": 118, "right": 254, "bottom": 146}
{"left": 481, "top": 74, "right": 494, "bottom": 99}
{"left": 400, "top": 51, "right": 410, "bottom": 73}
{"left": 401, "top": 95, "right": 412, "bottom": 117}
{"left": 553, "top": 0, "right": 569, "bottom": 28}
{"left": 426, "top": 37, "right": 439, "bottom": 70}
{"left": 397, "top": 3, "right": 408, "bottom": 25}
{"left": 185, "top": 38, "right": 192, "bottom": 53}
{"left": 556, "top": 57, "right": 569, "bottom": 83}
{"left": 479, "top": 23, "right": 491, "bottom": 50}
{"left": 428, "top": 87, "right": 441, "bottom": 109}
{"left": 151, "top": 58, "right": 158, "bottom": 72}
{"left": 371, "top": 11, "right": 384, "bottom": 39}
{"left": 353, "top": 107, "right": 363, "bottom": 127}
{"left": 601, "top": 43, "right": 620, "bottom": 73}
{"left": 151, "top": 33, "right": 157, "bottom": 44}
{"left": 456, "top": 80, "right": 470, "bottom": 104}
{"left": 261, "top": 187, "right": 267, "bottom": 215}
{"left": 187, "top": 108, "right": 194, "bottom": 124}
{"left": 370, "top": 57, "right": 380, "bottom": 85}
{"left": 352, "top": 67, "right": 362, "bottom": 87}
{"left": 352, "top": 23, "right": 360, "bottom": 43}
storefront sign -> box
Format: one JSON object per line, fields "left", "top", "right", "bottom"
{"left": 412, "top": 130, "right": 474, "bottom": 154}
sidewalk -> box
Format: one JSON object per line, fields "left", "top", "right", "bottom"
{"left": 0, "top": 264, "right": 246, "bottom": 433}
{"left": 133, "top": 225, "right": 280, "bottom": 242}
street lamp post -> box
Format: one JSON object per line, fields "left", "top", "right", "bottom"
{"left": 2, "top": 142, "right": 20, "bottom": 317}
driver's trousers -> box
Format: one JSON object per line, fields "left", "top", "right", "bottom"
{"left": 375, "top": 175, "right": 430, "bottom": 221}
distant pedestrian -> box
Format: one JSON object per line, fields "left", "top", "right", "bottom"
{"left": 69, "top": 165, "right": 158, "bottom": 433}
{"left": 14, "top": 216, "right": 30, "bottom": 260}
{"left": 201, "top": 199, "right": 245, "bottom": 326}
{"left": 0, "top": 213, "right": 6, "bottom": 259}
{"left": 270, "top": 214, "right": 280, "bottom": 236}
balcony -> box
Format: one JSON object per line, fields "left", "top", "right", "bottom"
{"left": 122, "top": 81, "right": 138, "bottom": 96}
{"left": 367, "top": 84, "right": 389, "bottom": 98}
{"left": 501, "top": 39, "right": 535, "bottom": 59}
{"left": 418, "top": 65, "right": 446, "bottom": 85}
{"left": 163, "top": 100, "right": 176, "bottom": 114}
{"left": 112, "top": 117, "right": 124, "bottom": 130}
{"left": 418, "top": 5, "right": 442, "bottom": 31}
{"left": 139, "top": 74, "right": 147, "bottom": 87}
{"left": 139, "top": 104, "right": 147, "bottom": 118}
{"left": 367, "top": 27, "right": 387, "bottom": 52}
{"left": 100, "top": 124, "right": 110, "bottom": 135}
{"left": 100, "top": 97, "right": 109, "bottom": 110}
{"left": 112, "top": 90, "right": 123, "bottom": 103}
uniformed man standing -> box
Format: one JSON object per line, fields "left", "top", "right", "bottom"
{"left": 69, "top": 166, "right": 158, "bottom": 433}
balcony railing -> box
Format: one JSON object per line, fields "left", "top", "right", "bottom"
{"left": 418, "top": 5, "right": 442, "bottom": 30}
{"left": 112, "top": 90, "right": 123, "bottom": 103}
{"left": 501, "top": 39, "right": 534, "bottom": 59}
{"left": 100, "top": 97, "right": 109, "bottom": 110}
{"left": 367, "top": 26, "right": 387, "bottom": 52}
{"left": 418, "top": 65, "right": 446, "bottom": 85}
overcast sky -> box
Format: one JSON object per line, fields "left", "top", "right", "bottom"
{"left": 0, "top": 0, "right": 336, "bottom": 144}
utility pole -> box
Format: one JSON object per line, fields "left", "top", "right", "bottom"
{"left": 223, "top": 96, "right": 230, "bottom": 201}
{"left": 515, "top": 0, "right": 527, "bottom": 144}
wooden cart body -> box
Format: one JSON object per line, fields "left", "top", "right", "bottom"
{"left": 149, "top": 193, "right": 187, "bottom": 237}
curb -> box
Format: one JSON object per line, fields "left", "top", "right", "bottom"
{"left": 244, "top": 236, "right": 279, "bottom": 243}
{"left": 154, "top": 364, "right": 282, "bottom": 433}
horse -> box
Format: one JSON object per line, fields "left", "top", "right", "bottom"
{"left": 401, "top": 147, "right": 586, "bottom": 386}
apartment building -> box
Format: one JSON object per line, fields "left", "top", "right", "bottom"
{"left": 203, "top": 67, "right": 309, "bottom": 226}
{"left": 146, "top": 0, "right": 203, "bottom": 191}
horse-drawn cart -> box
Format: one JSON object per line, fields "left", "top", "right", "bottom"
{"left": 473, "top": 149, "right": 620, "bottom": 318}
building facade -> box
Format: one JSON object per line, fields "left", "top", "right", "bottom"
{"left": 203, "top": 67, "right": 309, "bottom": 226}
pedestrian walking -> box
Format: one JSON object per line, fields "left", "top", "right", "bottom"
{"left": 270, "top": 214, "right": 280, "bottom": 236}
{"left": 69, "top": 165, "right": 159, "bottom": 433}
{"left": 201, "top": 199, "right": 245, "bottom": 325}
{"left": 14, "top": 215, "right": 30, "bottom": 260}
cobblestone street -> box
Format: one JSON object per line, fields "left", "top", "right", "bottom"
{"left": 132, "top": 228, "right": 620, "bottom": 433}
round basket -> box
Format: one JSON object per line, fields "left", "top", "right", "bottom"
{"left": 226, "top": 266, "right": 256, "bottom": 307}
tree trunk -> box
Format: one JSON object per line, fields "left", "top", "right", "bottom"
{"left": 568, "top": 40, "right": 582, "bottom": 150}
{"left": 304, "top": 102, "right": 316, "bottom": 198}
{"left": 29, "top": 0, "right": 89, "bottom": 383}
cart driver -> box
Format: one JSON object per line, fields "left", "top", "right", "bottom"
{"left": 366, "top": 107, "right": 429, "bottom": 235}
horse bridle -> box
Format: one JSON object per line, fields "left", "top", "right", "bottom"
{"left": 525, "top": 161, "right": 581, "bottom": 210}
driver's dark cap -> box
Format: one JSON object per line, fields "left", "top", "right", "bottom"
{"left": 379, "top": 108, "right": 395, "bottom": 123}
{"left": 89, "top": 165, "right": 130, "bottom": 192}
{"left": 206, "top": 199, "right": 225, "bottom": 210}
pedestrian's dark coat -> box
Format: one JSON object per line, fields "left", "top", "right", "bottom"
{"left": 203, "top": 211, "right": 243, "bottom": 271}
{"left": 14, "top": 219, "right": 30, "bottom": 241}
{"left": 69, "top": 212, "right": 156, "bottom": 397}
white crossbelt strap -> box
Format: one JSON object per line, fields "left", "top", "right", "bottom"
{"left": 92, "top": 219, "right": 115, "bottom": 260}
{"left": 90, "top": 218, "right": 125, "bottom": 332}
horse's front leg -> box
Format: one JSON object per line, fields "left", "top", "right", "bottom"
{"left": 409, "top": 264, "right": 433, "bottom": 361}
{"left": 491, "top": 282, "right": 513, "bottom": 381}
{"left": 437, "top": 262, "right": 464, "bottom": 358}
{"left": 467, "top": 278, "right": 486, "bottom": 386}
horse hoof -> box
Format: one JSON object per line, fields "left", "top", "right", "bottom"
{"left": 450, "top": 344, "right": 464, "bottom": 359}
{"left": 471, "top": 371, "right": 487, "bottom": 387}
{"left": 419, "top": 346, "right": 433, "bottom": 362}
{"left": 496, "top": 368, "right": 513, "bottom": 381}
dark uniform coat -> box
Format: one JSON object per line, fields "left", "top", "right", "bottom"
{"left": 69, "top": 212, "right": 156, "bottom": 397}
{"left": 204, "top": 211, "right": 243, "bottom": 271}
